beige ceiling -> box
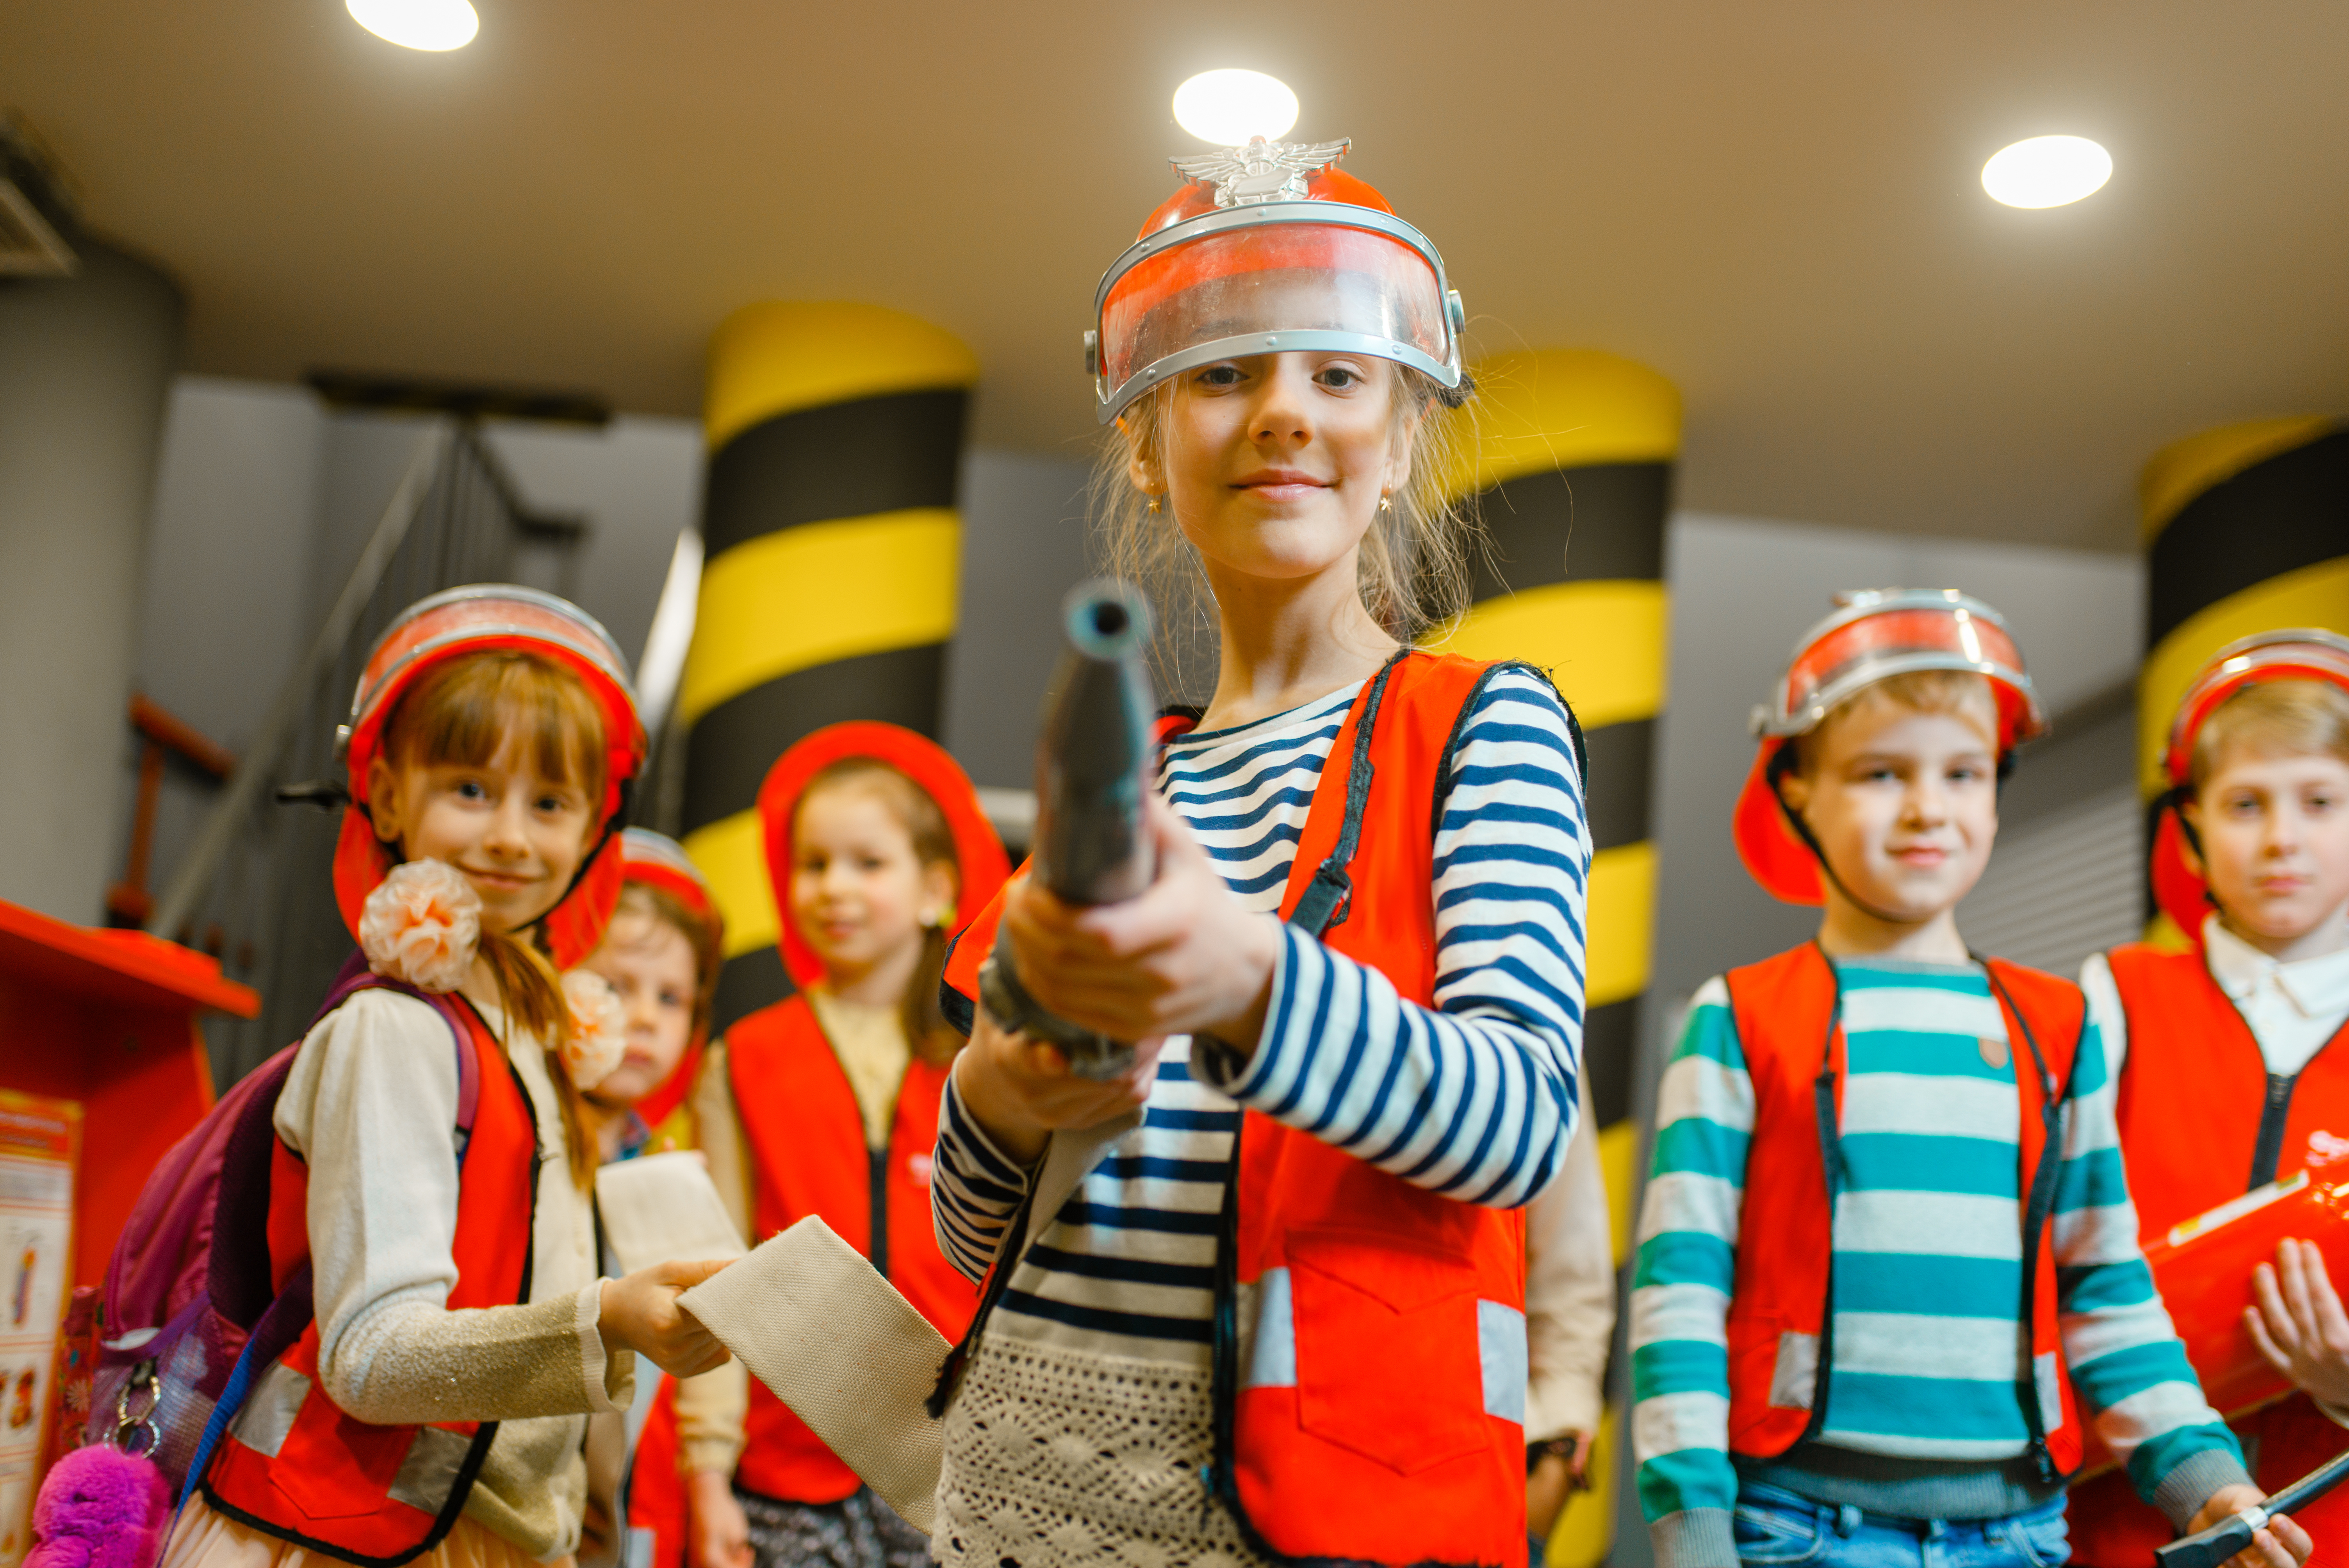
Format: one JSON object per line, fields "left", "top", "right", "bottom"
{"left": 6, "top": 0, "right": 2345, "bottom": 549}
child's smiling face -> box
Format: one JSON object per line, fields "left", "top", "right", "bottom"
{"left": 789, "top": 782, "right": 956, "bottom": 987}
{"left": 367, "top": 735, "right": 595, "bottom": 935}
{"left": 1143, "top": 350, "right": 1412, "bottom": 595}
{"left": 1779, "top": 691, "right": 2001, "bottom": 927}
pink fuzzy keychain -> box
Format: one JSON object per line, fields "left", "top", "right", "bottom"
{"left": 26, "top": 1444, "right": 174, "bottom": 1568}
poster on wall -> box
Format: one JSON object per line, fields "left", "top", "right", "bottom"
{"left": 0, "top": 1092, "right": 79, "bottom": 1568}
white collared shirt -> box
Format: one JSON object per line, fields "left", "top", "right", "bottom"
{"left": 2083, "top": 916, "right": 2349, "bottom": 1082}
{"left": 2201, "top": 916, "right": 2349, "bottom": 1076}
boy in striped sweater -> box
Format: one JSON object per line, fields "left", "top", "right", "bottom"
{"left": 1630, "top": 591, "right": 2308, "bottom": 1568}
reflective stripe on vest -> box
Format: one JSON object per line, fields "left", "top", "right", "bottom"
{"left": 727, "top": 994, "right": 976, "bottom": 1504}
{"left": 201, "top": 994, "right": 539, "bottom": 1568}
{"left": 1719, "top": 942, "right": 2085, "bottom": 1478}
{"left": 2070, "top": 944, "right": 2349, "bottom": 1568}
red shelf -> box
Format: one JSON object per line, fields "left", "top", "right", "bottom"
{"left": 0, "top": 900, "right": 257, "bottom": 1018}
{"left": 0, "top": 897, "right": 248, "bottom": 1289}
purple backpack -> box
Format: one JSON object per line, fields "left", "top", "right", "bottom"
{"left": 84, "top": 955, "right": 482, "bottom": 1502}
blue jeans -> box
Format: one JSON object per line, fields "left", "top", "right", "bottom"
{"left": 1731, "top": 1483, "right": 2071, "bottom": 1568}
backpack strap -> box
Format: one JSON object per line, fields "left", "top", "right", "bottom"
{"left": 311, "top": 953, "right": 483, "bottom": 1144}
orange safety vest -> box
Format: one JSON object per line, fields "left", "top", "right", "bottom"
{"left": 203, "top": 994, "right": 538, "bottom": 1567}
{"left": 943, "top": 650, "right": 1556, "bottom": 1567}
{"left": 1719, "top": 943, "right": 2087, "bottom": 1476}
{"left": 725, "top": 995, "right": 977, "bottom": 1504}
{"left": 2069, "top": 943, "right": 2349, "bottom": 1568}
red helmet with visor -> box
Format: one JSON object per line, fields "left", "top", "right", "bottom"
{"left": 333, "top": 584, "right": 647, "bottom": 968}
{"left": 1734, "top": 588, "right": 2047, "bottom": 905}
{"left": 2147, "top": 629, "right": 2349, "bottom": 941}
{"left": 1088, "top": 137, "right": 1466, "bottom": 424}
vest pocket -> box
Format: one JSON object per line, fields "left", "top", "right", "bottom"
{"left": 1287, "top": 1227, "right": 1485, "bottom": 1475}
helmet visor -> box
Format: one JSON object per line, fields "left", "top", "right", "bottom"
{"left": 1096, "top": 212, "right": 1456, "bottom": 421}
{"left": 1758, "top": 591, "right": 2044, "bottom": 747}
{"left": 2165, "top": 629, "right": 2349, "bottom": 782}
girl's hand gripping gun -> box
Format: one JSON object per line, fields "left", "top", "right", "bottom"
{"left": 978, "top": 580, "right": 1158, "bottom": 1080}
{"left": 2077, "top": 1153, "right": 2349, "bottom": 1476}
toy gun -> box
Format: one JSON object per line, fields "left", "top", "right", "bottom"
{"left": 978, "top": 579, "right": 1158, "bottom": 1080}
{"left": 2155, "top": 1445, "right": 2349, "bottom": 1568}
{"left": 2077, "top": 1153, "right": 2349, "bottom": 1476}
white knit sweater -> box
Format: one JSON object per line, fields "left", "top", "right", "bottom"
{"left": 274, "top": 985, "right": 631, "bottom": 1559}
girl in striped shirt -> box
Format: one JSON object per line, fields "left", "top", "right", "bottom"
{"left": 928, "top": 140, "right": 1589, "bottom": 1566}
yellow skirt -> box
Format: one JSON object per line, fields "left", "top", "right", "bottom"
{"left": 161, "top": 1496, "right": 563, "bottom": 1568}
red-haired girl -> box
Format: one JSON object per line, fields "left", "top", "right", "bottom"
{"left": 165, "top": 587, "right": 733, "bottom": 1568}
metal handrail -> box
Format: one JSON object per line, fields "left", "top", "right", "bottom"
{"left": 147, "top": 428, "right": 447, "bottom": 939}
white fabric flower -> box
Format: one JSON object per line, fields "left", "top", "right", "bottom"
{"left": 358, "top": 859, "right": 481, "bottom": 993}
{"left": 559, "top": 968, "right": 628, "bottom": 1090}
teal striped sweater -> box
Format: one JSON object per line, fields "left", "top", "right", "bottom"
{"left": 1630, "top": 957, "right": 2246, "bottom": 1568}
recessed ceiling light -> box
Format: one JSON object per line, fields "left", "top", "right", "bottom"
{"left": 347, "top": 0, "right": 479, "bottom": 52}
{"left": 1172, "top": 70, "right": 1299, "bottom": 146}
{"left": 1981, "top": 135, "right": 2112, "bottom": 208}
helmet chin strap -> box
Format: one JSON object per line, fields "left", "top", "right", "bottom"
{"left": 1765, "top": 744, "right": 1928, "bottom": 929}
{"left": 2156, "top": 783, "right": 2222, "bottom": 920}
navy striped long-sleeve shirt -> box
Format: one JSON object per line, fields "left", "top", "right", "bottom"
{"left": 930, "top": 665, "right": 1591, "bottom": 1366}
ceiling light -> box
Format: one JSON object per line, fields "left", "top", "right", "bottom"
{"left": 347, "top": 0, "right": 478, "bottom": 51}
{"left": 1981, "top": 135, "right": 2112, "bottom": 208}
{"left": 1173, "top": 70, "right": 1299, "bottom": 146}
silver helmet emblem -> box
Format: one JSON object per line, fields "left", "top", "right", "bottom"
{"left": 1170, "top": 136, "right": 1353, "bottom": 208}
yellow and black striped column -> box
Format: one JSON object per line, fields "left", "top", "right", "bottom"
{"left": 679, "top": 302, "right": 978, "bottom": 1028}
{"left": 2137, "top": 417, "right": 2349, "bottom": 944}
{"left": 1436, "top": 348, "right": 1679, "bottom": 1568}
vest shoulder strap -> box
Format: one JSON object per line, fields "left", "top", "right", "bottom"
{"left": 1981, "top": 957, "right": 2086, "bottom": 1093}
{"left": 1428, "top": 657, "right": 1582, "bottom": 830}
{"left": 1722, "top": 945, "right": 1836, "bottom": 1073}
{"left": 2107, "top": 941, "right": 2210, "bottom": 1014}
{"left": 1287, "top": 649, "right": 1540, "bottom": 937}
{"left": 725, "top": 995, "right": 844, "bottom": 1140}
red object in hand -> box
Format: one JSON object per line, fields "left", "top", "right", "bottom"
{"left": 2078, "top": 1154, "right": 2349, "bottom": 1474}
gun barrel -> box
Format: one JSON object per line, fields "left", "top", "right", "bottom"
{"left": 1034, "top": 581, "right": 1157, "bottom": 907}
{"left": 977, "top": 579, "right": 1159, "bottom": 1079}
